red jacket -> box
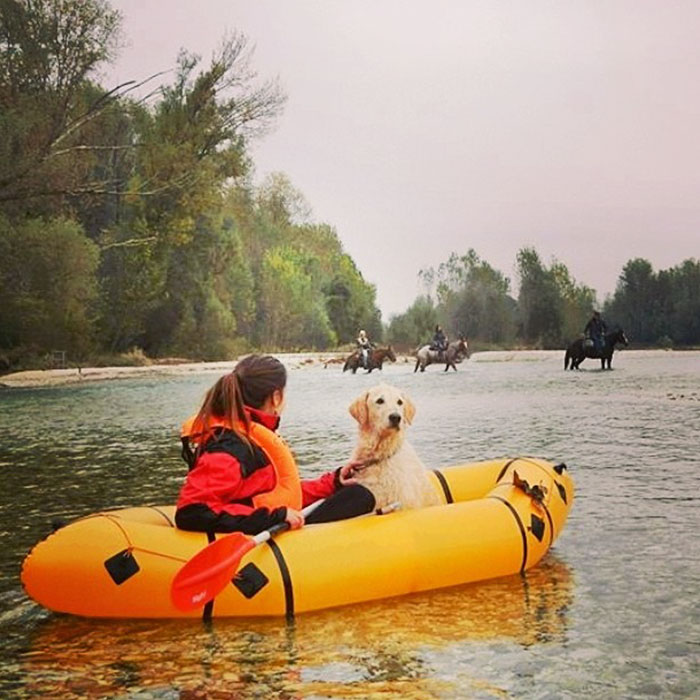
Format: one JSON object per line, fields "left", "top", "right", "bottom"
{"left": 176, "top": 407, "right": 339, "bottom": 520}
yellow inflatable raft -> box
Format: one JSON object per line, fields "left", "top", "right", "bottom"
{"left": 21, "top": 457, "right": 573, "bottom": 619}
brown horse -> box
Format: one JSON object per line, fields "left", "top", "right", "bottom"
{"left": 343, "top": 346, "right": 397, "bottom": 374}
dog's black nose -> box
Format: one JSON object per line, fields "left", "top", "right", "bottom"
{"left": 389, "top": 412, "right": 401, "bottom": 426}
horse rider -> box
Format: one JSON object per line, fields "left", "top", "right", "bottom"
{"left": 430, "top": 325, "right": 448, "bottom": 359}
{"left": 584, "top": 311, "right": 607, "bottom": 355}
{"left": 356, "top": 329, "right": 374, "bottom": 369}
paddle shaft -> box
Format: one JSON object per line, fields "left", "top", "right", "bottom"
{"left": 190, "top": 498, "right": 324, "bottom": 583}
{"left": 250, "top": 499, "right": 323, "bottom": 545}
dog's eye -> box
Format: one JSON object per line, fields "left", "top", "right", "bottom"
{"left": 376, "top": 398, "right": 384, "bottom": 404}
{"left": 397, "top": 399, "right": 403, "bottom": 406}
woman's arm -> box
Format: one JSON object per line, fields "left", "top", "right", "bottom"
{"left": 301, "top": 471, "right": 337, "bottom": 506}
{"left": 300, "top": 460, "right": 363, "bottom": 506}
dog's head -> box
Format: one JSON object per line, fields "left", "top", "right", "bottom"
{"left": 349, "top": 384, "right": 416, "bottom": 441}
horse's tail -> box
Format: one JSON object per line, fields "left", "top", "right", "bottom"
{"left": 564, "top": 349, "right": 570, "bottom": 370}
{"left": 342, "top": 358, "right": 350, "bottom": 372}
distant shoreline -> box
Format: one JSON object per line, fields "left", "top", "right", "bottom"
{"left": 0, "top": 353, "right": 347, "bottom": 389}
{"left": 0, "top": 348, "right": 692, "bottom": 389}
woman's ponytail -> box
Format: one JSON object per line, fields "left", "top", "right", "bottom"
{"left": 193, "top": 354, "right": 286, "bottom": 445}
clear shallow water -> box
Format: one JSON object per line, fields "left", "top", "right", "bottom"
{"left": 0, "top": 350, "right": 698, "bottom": 698}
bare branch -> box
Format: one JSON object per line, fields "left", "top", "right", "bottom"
{"left": 0, "top": 170, "right": 197, "bottom": 203}
{"left": 100, "top": 236, "right": 157, "bottom": 250}
{"left": 48, "top": 144, "right": 139, "bottom": 158}
{"left": 54, "top": 71, "right": 167, "bottom": 149}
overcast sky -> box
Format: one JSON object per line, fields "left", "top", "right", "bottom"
{"left": 107, "top": 1, "right": 700, "bottom": 318}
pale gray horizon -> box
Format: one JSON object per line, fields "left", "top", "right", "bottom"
{"left": 107, "top": 0, "right": 700, "bottom": 318}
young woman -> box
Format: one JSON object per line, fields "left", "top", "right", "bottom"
{"left": 175, "top": 354, "right": 376, "bottom": 534}
{"left": 356, "top": 329, "right": 373, "bottom": 369}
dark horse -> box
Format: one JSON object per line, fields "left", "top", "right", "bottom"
{"left": 414, "top": 337, "right": 469, "bottom": 372}
{"left": 343, "top": 345, "right": 397, "bottom": 374}
{"left": 564, "top": 328, "right": 629, "bottom": 370}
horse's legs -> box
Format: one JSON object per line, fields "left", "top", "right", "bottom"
{"left": 414, "top": 360, "right": 419, "bottom": 373}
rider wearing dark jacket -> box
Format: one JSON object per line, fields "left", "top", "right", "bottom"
{"left": 584, "top": 311, "right": 607, "bottom": 353}
{"left": 430, "top": 325, "right": 448, "bottom": 353}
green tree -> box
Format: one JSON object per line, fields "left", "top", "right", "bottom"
{"left": 97, "top": 218, "right": 165, "bottom": 352}
{"left": 551, "top": 262, "right": 598, "bottom": 342}
{"left": 0, "top": 215, "right": 98, "bottom": 358}
{"left": 604, "top": 258, "right": 656, "bottom": 343}
{"left": 0, "top": 0, "right": 123, "bottom": 211}
{"left": 605, "top": 257, "right": 700, "bottom": 346}
{"left": 258, "top": 246, "right": 336, "bottom": 349}
{"left": 324, "top": 254, "right": 381, "bottom": 344}
{"left": 668, "top": 259, "right": 700, "bottom": 345}
{"left": 433, "top": 250, "right": 516, "bottom": 344}
{"left": 96, "top": 33, "right": 285, "bottom": 356}
{"left": 386, "top": 296, "right": 439, "bottom": 349}
{"left": 516, "top": 247, "right": 564, "bottom": 348}
{"left": 0, "top": 5, "right": 390, "bottom": 365}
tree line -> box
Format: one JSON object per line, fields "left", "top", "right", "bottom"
{"left": 1, "top": 1, "right": 697, "bottom": 372}
{"left": 0, "top": 0, "right": 381, "bottom": 370}
{"left": 386, "top": 249, "right": 700, "bottom": 351}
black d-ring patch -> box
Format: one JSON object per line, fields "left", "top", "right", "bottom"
{"left": 233, "top": 562, "right": 269, "bottom": 599}
{"left": 104, "top": 549, "right": 140, "bottom": 585}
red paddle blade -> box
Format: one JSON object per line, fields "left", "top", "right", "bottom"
{"left": 171, "top": 533, "right": 255, "bottom": 612}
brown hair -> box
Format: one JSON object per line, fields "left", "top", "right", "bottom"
{"left": 195, "top": 355, "right": 287, "bottom": 444}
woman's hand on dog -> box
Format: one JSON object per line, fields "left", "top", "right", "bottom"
{"left": 338, "top": 460, "right": 365, "bottom": 486}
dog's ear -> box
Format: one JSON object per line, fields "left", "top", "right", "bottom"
{"left": 349, "top": 392, "right": 369, "bottom": 427}
{"left": 402, "top": 392, "right": 416, "bottom": 425}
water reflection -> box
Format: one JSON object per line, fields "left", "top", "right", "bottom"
{"left": 20, "top": 556, "right": 572, "bottom": 697}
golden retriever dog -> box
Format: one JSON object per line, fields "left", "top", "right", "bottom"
{"left": 348, "top": 384, "right": 439, "bottom": 510}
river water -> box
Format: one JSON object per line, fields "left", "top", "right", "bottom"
{"left": 0, "top": 350, "right": 698, "bottom": 698}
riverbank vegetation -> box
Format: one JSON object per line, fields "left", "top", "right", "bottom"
{"left": 388, "top": 249, "right": 700, "bottom": 352}
{"left": 1, "top": 1, "right": 698, "bottom": 373}
{"left": 0, "top": 0, "right": 381, "bottom": 372}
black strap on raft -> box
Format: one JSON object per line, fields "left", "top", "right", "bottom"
{"left": 148, "top": 506, "right": 175, "bottom": 527}
{"left": 496, "top": 458, "right": 519, "bottom": 483}
{"left": 268, "top": 540, "right": 295, "bottom": 621}
{"left": 490, "top": 496, "right": 528, "bottom": 574}
{"left": 432, "top": 469, "right": 454, "bottom": 504}
{"left": 541, "top": 503, "right": 554, "bottom": 548}
{"left": 202, "top": 531, "right": 216, "bottom": 622}
{"left": 553, "top": 463, "right": 567, "bottom": 475}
